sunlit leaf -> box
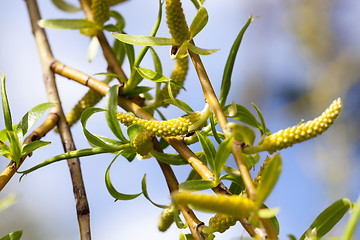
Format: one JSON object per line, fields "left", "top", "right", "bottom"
{"left": 0, "top": 193, "right": 17, "bottom": 213}
{"left": 110, "top": 10, "right": 126, "bottom": 32}
{"left": 124, "top": 42, "right": 135, "bottom": 70}
{"left": 17, "top": 102, "right": 54, "bottom": 136}
{"left": 6, "top": 131, "right": 22, "bottom": 166}
{"left": 299, "top": 198, "right": 351, "bottom": 240}
{"left": 127, "top": 124, "right": 144, "bottom": 144}
{"left": 186, "top": 42, "right": 219, "bottom": 55}
{"left": 51, "top": 0, "right": 81, "bottom": 13}
{"left": 209, "top": 115, "right": 222, "bottom": 144}
{"left": 141, "top": 174, "right": 169, "bottom": 208}
{"left": 163, "top": 99, "right": 194, "bottom": 113}
{"left": 126, "top": 86, "right": 153, "bottom": 97}
{"left": 220, "top": 173, "right": 245, "bottom": 194}
{"left": 149, "top": 47, "right": 162, "bottom": 75}
{"left": 105, "top": 85, "right": 128, "bottom": 142}
{"left": 0, "top": 230, "right": 23, "bottom": 240}
{"left": 196, "top": 131, "right": 216, "bottom": 172}
{"left": 189, "top": 7, "right": 208, "bottom": 39}
{"left": 342, "top": 196, "right": 360, "bottom": 240}
{"left": 1, "top": 74, "right": 13, "bottom": 131}
{"left": 214, "top": 136, "right": 234, "bottom": 180}
{"left": 219, "top": 15, "right": 254, "bottom": 106}
{"left": 226, "top": 122, "right": 256, "bottom": 146}
{"left": 252, "top": 103, "right": 269, "bottom": 136}
{"left": 105, "top": 154, "right": 142, "bottom": 200}
{"left": 255, "top": 154, "right": 282, "bottom": 207}
{"left": 179, "top": 180, "right": 216, "bottom": 191}
{"left": 151, "top": 151, "right": 189, "bottom": 165}
{"left": 21, "top": 140, "right": 50, "bottom": 157}
{"left": 38, "top": 19, "right": 97, "bottom": 30}
{"left": 112, "top": 33, "right": 175, "bottom": 46}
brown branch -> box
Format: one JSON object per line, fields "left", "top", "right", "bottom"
{"left": 0, "top": 113, "right": 58, "bottom": 191}
{"left": 25, "top": 1, "right": 91, "bottom": 239}
{"left": 51, "top": 62, "right": 260, "bottom": 238}
{"left": 188, "top": 42, "right": 277, "bottom": 239}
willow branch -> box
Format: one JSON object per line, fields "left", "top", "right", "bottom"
{"left": 188, "top": 42, "right": 277, "bottom": 239}
{"left": 25, "top": 1, "right": 91, "bottom": 239}
{"left": 78, "top": 0, "right": 127, "bottom": 84}
{"left": 0, "top": 113, "right": 58, "bottom": 191}
{"left": 51, "top": 62, "right": 260, "bottom": 237}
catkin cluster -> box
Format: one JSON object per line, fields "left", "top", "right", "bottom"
{"left": 261, "top": 98, "right": 342, "bottom": 153}
{"left": 165, "top": 0, "right": 191, "bottom": 45}
{"left": 253, "top": 156, "right": 271, "bottom": 187}
{"left": 116, "top": 112, "right": 202, "bottom": 137}
{"left": 157, "top": 56, "right": 189, "bottom": 107}
{"left": 158, "top": 206, "right": 176, "bottom": 232}
{"left": 91, "top": 0, "right": 110, "bottom": 27}
{"left": 65, "top": 89, "right": 103, "bottom": 128}
{"left": 132, "top": 131, "right": 154, "bottom": 156}
{"left": 208, "top": 213, "right": 237, "bottom": 233}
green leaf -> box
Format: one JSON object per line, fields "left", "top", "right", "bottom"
{"left": 342, "top": 196, "right": 360, "bottom": 240}
{"left": 300, "top": 198, "right": 352, "bottom": 240}
{"left": 21, "top": 140, "right": 50, "bottom": 157}
{"left": 150, "top": 47, "right": 162, "bottom": 75}
{"left": 105, "top": 154, "right": 142, "bottom": 200}
{"left": 242, "top": 152, "right": 260, "bottom": 170}
{"left": 112, "top": 33, "right": 175, "bottom": 46}
{"left": 124, "top": 42, "right": 135, "bottom": 70}
{"left": 88, "top": 36, "right": 99, "bottom": 62}
{"left": 109, "top": 10, "right": 126, "bottom": 32}
{"left": 163, "top": 99, "right": 194, "bottom": 113}
{"left": 151, "top": 151, "right": 189, "bottom": 165}
{"left": 252, "top": 103, "right": 269, "bottom": 136}
{"left": 226, "top": 122, "right": 256, "bottom": 146}
{"left": 219, "top": 15, "right": 254, "bottom": 106}
{"left": 119, "top": 148, "right": 136, "bottom": 162}
{"left": 141, "top": 174, "right": 169, "bottom": 208}
{"left": 213, "top": 136, "right": 234, "bottom": 180}
{"left": 112, "top": 40, "right": 126, "bottom": 67}
{"left": 225, "top": 104, "right": 264, "bottom": 132}
{"left": 0, "top": 193, "right": 17, "bottom": 212}
{"left": 190, "top": 0, "right": 203, "bottom": 9}
{"left": 51, "top": 0, "right": 81, "bottom": 13}
{"left": 6, "top": 131, "right": 22, "bottom": 166}
{"left": 209, "top": 115, "right": 222, "bottom": 144}
{"left": 0, "top": 128, "right": 8, "bottom": 142}
{"left": 189, "top": 7, "right": 208, "bottom": 39}
{"left": 220, "top": 174, "right": 245, "bottom": 193}
{"left": 81, "top": 108, "right": 119, "bottom": 150}
{"left": 0, "top": 230, "right": 23, "bottom": 240}
{"left": 105, "top": 85, "right": 128, "bottom": 142}
{"left": 1, "top": 74, "right": 13, "bottom": 131}
{"left": 0, "top": 144, "right": 11, "bottom": 158}
{"left": 287, "top": 234, "right": 297, "bottom": 240}
{"left": 127, "top": 124, "right": 144, "bottom": 144}
{"left": 126, "top": 86, "right": 153, "bottom": 97}
{"left": 18, "top": 147, "right": 116, "bottom": 176}
{"left": 196, "top": 131, "right": 216, "bottom": 172}
{"left": 17, "top": 102, "right": 54, "bottom": 136}
{"left": 186, "top": 42, "right": 219, "bottom": 55}
{"left": 136, "top": 68, "right": 170, "bottom": 83}
{"left": 38, "top": 19, "right": 97, "bottom": 30}
{"left": 255, "top": 154, "right": 282, "bottom": 207}
{"left": 179, "top": 180, "right": 216, "bottom": 191}
{"left": 179, "top": 231, "right": 187, "bottom": 240}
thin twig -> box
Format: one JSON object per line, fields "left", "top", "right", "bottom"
{"left": 51, "top": 62, "right": 260, "bottom": 237}
{"left": 0, "top": 113, "right": 58, "bottom": 191}
{"left": 25, "top": 1, "right": 91, "bottom": 239}
{"left": 188, "top": 41, "right": 277, "bottom": 239}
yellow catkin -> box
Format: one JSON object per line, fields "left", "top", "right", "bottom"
{"left": 132, "top": 131, "right": 154, "bottom": 156}
{"left": 91, "top": 0, "right": 110, "bottom": 27}
{"left": 158, "top": 205, "right": 176, "bottom": 232}
{"left": 157, "top": 56, "right": 189, "bottom": 107}
{"left": 172, "top": 191, "right": 255, "bottom": 218}
{"left": 165, "top": 0, "right": 191, "bottom": 45}
{"left": 262, "top": 98, "right": 342, "bottom": 153}
{"left": 65, "top": 89, "right": 103, "bottom": 128}
{"left": 116, "top": 112, "right": 202, "bottom": 137}
{"left": 253, "top": 156, "right": 271, "bottom": 188}
{"left": 208, "top": 213, "right": 237, "bottom": 233}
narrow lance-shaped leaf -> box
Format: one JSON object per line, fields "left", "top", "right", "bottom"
{"left": 6, "top": 131, "right": 22, "bottom": 166}
{"left": 151, "top": 151, "right": 189, "bottom": 165}
{"left": 1, "top": 74, "right": 13, "bottom": 131}
{"left": 342, "top": 196, "right": 360, "bottom": 240}
{"left": 226, "top": 122, "right": 256, "bottom": 146}
{"left": 255, "top": 154, "right": 282, "bottom": 207}
{"left": 51, "top": 0, "right": 81, "bottom": 13}
{"left": 105, "top": 154, "right": 142, "bottom": 200}
{"left": 186, "top": 42, "right": 219, "bottom": 56}
{"left": 38, "top": 19, "right": 97, "bottom": 30}
{"left": 196, "top": 131, "right": 216, "bottom": 172}
{"left": 189, "top": 7, "right": 208, "bottom": 39}
{"left": 166, "top": 79, "right": 193, "bottom": 114}
{"left": 179, "top": 180, "right": 216, "bottom": 191}
{"left": 21, "top": 140, "right": 51, "bottom": 157}
{"left": 17, "top": 102, "right": 54, "bottom": 136}
{"left": 225, "top": 104, "right": 263, "bottom": 132}
{"left": 252, "top": 103, "right": 268, "bottom": 135}
{"left": 105, "top": 85, "right": 128, "bottom": 142}
{"left": 299, "top": 198, "right": 352, "bottom": 240}
{"left": 213, "top": 136, "right": 234, "bottom": 180}
{"left": 219, "top": 16, "right": 254, "bottom": 106}
{"left": 113, "top": 33, "right": 175, "bottom": 46}
{"left": 0, "top": 230, "right": 23, "bottom": 240}
{"left": 141, "top": 174, "right": 169, "bottom": 208}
